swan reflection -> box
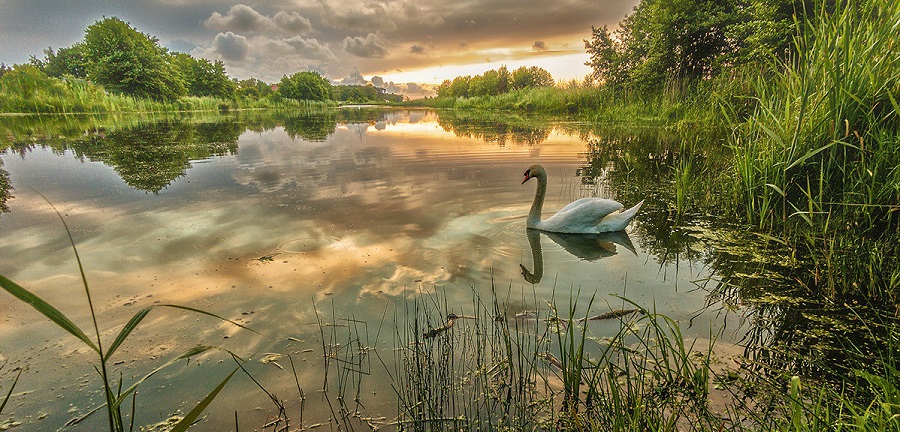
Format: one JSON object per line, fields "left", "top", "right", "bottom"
{"left": 519, "top": 228, "right": 637, "bottom": 284}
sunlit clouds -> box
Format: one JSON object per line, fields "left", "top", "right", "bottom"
{"left": 0, "top": 0, "right": 639, "bottom": 86}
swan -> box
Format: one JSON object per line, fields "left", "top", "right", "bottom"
{"left": 522, "top": 164, "right": 643, "bottom": 233}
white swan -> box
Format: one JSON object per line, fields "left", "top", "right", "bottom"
{"left": 522, "top": 164, "right": 643, "bottom": 233}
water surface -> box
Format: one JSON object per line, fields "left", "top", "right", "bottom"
{"left": 0, "top": 109, "right": 742, "bottom": 429}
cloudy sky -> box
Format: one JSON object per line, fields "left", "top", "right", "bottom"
{"left": 0, "top": 0, "right": 637, "bottom": 87}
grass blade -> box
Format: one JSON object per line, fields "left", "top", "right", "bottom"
{"left": 104, "top": 304, "right": 257, "bottom": 363}
{"left": 170, "top": 367, "right": 240, "bottom": 432}
{"left": 110, "top": 345, "right": 218, "bottom": 411}
{"left": 0, "top": 273, "right": 99, "bottom": 353}
{"left": 0, "top": 367, "right": 23, "bottom": 415}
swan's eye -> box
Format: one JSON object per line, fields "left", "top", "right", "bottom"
{"left": 523, "top": 169, "right": 530, "bottom": 177}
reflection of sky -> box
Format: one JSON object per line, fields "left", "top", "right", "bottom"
{"left": 0, "top": 111, "right": 737, "bottom": 430}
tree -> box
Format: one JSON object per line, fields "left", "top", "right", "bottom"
{"left": 171, "top": 53, "right": 235, "bottom": 99}
{"left": 235, "top": 77, "right": 273, "bottom": 99}
{"left": 584, "top": 0, "right": 816, "bottom": 91}
{"left": 584, "top": 26, "right": 623, "bottom": 86}
{"left": 277, "top": 71, "right": 333, "bottom": 102}
{"left": 36, "top": 45, "right": 88, "bottom": 78}
{"left": 511, "top": 66, "right": 555, "bottom": 89}
{"left": 83, "top": 17, "right": 185, "bottom": 101}
{"left": 469, "top": 67, "right": 509, "bottom": 97}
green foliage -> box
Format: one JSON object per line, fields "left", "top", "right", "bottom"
{"left": 171, "top": 53, "right": 235, "bottom": 99}
{"left": 510, "top": 66, "right": 554, "bottom": 90}
{"left": 436, "top": 66, "right": 553, "bottom": 100}
{"left": 277, "top": 71, "right": 334, "bottom": 102}
{"left": 469, "top": 66, "right": 509, "bottom": 97}
{"left": 0, "top": 161, "right": 10, "bottom": 214}
{"left": 235, "top": 77, "right": 274, "bottom": 99}
{"left": 33, "top": 44, "right": 89, "bottom": 78}
{"left": 437, "top": 75, "right": 472, "bottom": 98}
{"left": 333, "top": 84, "right": 401, "bottom": 103}
{"left": 83, "top": 17, "right": 186, "bottom": 101}
{"left": 729, "top": 0, "right": 900, "bottom": 234}
{"left": 0, "top": 64, "right": 111, "bottom": 113}
{"left": 585, "top": 0, "right": 819, "bottom": 92}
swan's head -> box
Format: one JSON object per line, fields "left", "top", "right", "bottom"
{"left": 522, "top": 164, "right": 545, "bottom": 184}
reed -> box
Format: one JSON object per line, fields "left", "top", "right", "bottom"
{"left": 385, "top": 285, "right": 722, "bottom": 431}
{"left": 0, "top": 197, "right": 254, "bottom": 431}
{"left": 728, "top": 0, "right": 900, "bottom": 232}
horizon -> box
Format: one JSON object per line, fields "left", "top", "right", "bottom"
{"left": 0, "top": 1, "right": 637, "bottom": 93}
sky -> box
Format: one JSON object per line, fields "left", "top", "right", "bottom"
{"left": 0, "top": 0, "right": 638, "bottom": 94}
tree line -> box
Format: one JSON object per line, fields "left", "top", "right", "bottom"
{"left": 0, "top": 17, "right": 397, "bottom": 110}
{"left": 436, "top": 65, "right": 555, "bottom": 99}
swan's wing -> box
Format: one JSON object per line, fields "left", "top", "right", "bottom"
{"left": 557, "top": 197, "right": 623, "bottom": 215}
{"left": 539, "top": 198, "right": 624, "bottom": 233}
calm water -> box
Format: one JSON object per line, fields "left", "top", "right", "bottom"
{"left": 0, "top": 109, "right": 745, "bottom": 430}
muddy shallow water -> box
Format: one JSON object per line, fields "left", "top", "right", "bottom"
{"left": 0, "top": 109, "right": 745, "bottom": 430}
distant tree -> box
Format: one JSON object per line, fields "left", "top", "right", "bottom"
{"left": 82, "top": 17, "right": 185, "bottom": 101}
{"left": 511, "top": 66, "right": 555, "bottom": 89}
{"left": 277, "top": 71, "right": 333, "bottom": 102}
{"left": 448, "top": 76, "right": 470, "bottom": 98}
{"left": 171, "top": 53, "right": 235, "bottom": 99}
{"left": 469, "top": 69, "right": 502, "bottom": 97}
{"left": 335, "top": 84, "right": 380, "bottom": 102}
{"left": 0, "top": 63, "right": 10, "bottom": 79}
{"left": 235, "top": 77, "right": 273, "bottom": 99}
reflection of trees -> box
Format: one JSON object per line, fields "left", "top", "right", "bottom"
{"left": 435, "top": 111, "right": 551, "bottom": 145}
{"left": 577, "top": 125, "right": 898, "bottom": 399}
{"left": 2, "top": 116, "right": 242, "bottom": 192}
{"left": 278, "top": 108, "right": 394, "bottom": 142}
{"left": 0, "top": 162, "right": 11, "bottom": 213}
{"left": 69, "top": 120, "right": 241, "bottom": 192}
{"left": 282, "top": 111, "right": 337, "bottom": 142}
{"left": 576, "top": 130, "right": 730, "bottom": 266}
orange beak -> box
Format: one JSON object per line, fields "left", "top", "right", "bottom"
{"left": 522, "top": 170, "right": 531, "bottom": 184}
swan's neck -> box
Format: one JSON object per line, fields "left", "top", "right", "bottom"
{"left": 527, "top": 175, "right": 546, "bottom": 227}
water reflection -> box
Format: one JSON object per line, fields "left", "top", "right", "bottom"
{"left": 436, "top": 110, "right": 552, "bottom": 145}
{"left": 520, "top": 228, "right": 636, "bottom": 284}
{"left": 0, "top": 163, "right": 10, "bottom": 213}
{"left": 1, "top": 108, "right": 886, "bottom": 429}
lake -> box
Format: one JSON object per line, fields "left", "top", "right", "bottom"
{"left": 1, "top": 108, "right": 755, "bottom": 430}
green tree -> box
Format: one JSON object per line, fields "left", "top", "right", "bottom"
{"left": 277, "top": 71, "right": 333, "bottom": 102}
{"left": 469, "top": 69, "right": 503, "bottom": 97}
{"left": 511, "top": 66, "right": 555, "bottom": 89}
{"left": 83, "top": 17, "right": 185, "bottom": 101}
{"left": 38, "top": 45, "right": 88, "bottom": 78}
{"left": 445, "top": 76, "right": 471, "bottom": 98}
{"left": 235, "top": 77, "right": 273, "bottom": 99}
{"left": 583, "top": 26, "right": 623, "bottom": 86}
{"left": 171, "top": 53, "right": 235, "bottom": 99}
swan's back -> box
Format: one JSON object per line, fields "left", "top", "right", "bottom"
{"left": 532, "top": 197, "right": 626, "bottom": 233}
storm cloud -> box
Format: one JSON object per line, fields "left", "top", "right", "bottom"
{"left": 212, "top": 32, "right": 251, "bottom": 62}
{"left": 343, "top": 33, "right": 388, "bottom": 58}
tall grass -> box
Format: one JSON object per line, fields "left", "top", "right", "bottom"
{"left": 387, "top": 286, "right": 720, "bottom": 430}
{"left": 728, "top": 0, "right": 900, "bottom": 232}
{"left": 0, "top": 197, "right": 254, "bottom": 431}
{"left": 415, "top": 81, "right": 720, "bottom": 127}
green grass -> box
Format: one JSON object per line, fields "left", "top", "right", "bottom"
{"left": 411, "top": 81, "right": 722, "bottom": 128}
